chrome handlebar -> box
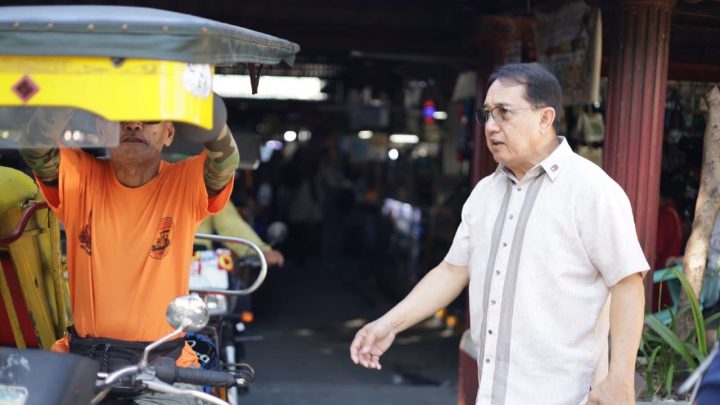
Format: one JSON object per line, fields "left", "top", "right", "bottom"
{"left": 91, "top": 365, "right": 140, "bottom": 404}
{"left": 92, "top": 365, "right": 231, "bottom": 405}
{"left": 143, "top": 380, "right": 228, "bottom": 405}
{"left": 191, "top": 233, "right": 268, "bottom": 296}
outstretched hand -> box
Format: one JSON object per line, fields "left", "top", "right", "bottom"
{"left": 264, "top": 249, "right": 285, "bottom": 267}
{"left": 349, "top": 319, "right": 396, "bottom": 370}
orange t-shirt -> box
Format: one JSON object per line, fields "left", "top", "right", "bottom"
{"left": 38, "top": 148, "right": 233, "bottom": 367}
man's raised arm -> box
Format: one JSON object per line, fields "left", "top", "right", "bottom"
{"left": 19, "top": 108, "right": 74, "bottom": 187}
{"left": 202, "top": 123, "right": 239, "bottom": 196}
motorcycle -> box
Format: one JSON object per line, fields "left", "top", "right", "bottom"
{"left": 0, "top": 228, "right": 270, "bottom": 405}
{"left": 1, "top": 295, "right": 252, "bottom": 405}
{"left": 678, "top": 340, "right": 720, "bottom": 404}
{"left": 189, "top": 224, "right": 287, "bottom": 404}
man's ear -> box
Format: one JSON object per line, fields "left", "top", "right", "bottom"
{"left": 540, "top": 107, "right": 556, "bottom": 134}
{"left": 164, "top": 122, "right": 176, "bottom": 147}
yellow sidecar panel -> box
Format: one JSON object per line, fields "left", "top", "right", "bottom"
{"left": 0, "top": 56, "right": 214, "bottom": 129}
{"left": 0, "top": 166, "right": 70, "bottom": 349}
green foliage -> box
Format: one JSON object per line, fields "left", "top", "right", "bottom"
{"left": 639, "top": 266, "right": 720, "bottom": 399}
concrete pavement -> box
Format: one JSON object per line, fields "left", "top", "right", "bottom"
{"left": 238, "top": 257, "right": 460, "bottom": 405}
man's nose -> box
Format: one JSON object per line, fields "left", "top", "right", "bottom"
{"left": 122, "top": 121, "right": 142, "bottom": 132}
{"left": 484, "top": 116, "right": 501, "bottom": 133}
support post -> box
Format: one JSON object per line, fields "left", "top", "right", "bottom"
{"left": 602, "top": 0, "right": 676, "bottom": 309}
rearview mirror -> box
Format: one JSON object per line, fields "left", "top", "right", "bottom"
{"left": 166, "top": 295, "right": 209, "bottom": 332}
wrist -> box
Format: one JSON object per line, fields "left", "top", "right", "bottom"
{"left": 606, "top": 367, "right": 634, "bottom": 383}
{"left": 377, "top": 313, "right": 401, "bottom": 335}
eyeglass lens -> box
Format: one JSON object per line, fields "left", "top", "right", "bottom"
{"left": 475, "top": 107, "right": 510, "bottom": 125}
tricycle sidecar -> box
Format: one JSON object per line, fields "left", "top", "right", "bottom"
{"left": 0, "top": 5, "right": 299, "bottom": 404}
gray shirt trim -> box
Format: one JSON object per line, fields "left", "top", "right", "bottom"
{"left": 491, "top": 174, "right": 545, "bottom": 404}
{"left": 477, "top": 181, "right": 513, "bottom": 380}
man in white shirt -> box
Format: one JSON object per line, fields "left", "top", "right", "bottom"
{"left": 350, "top": 63, "right": 648, "bottom": 405}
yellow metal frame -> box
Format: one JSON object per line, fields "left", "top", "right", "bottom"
{"left": 6, "top": 220, "right": 57, "bottom": 348}
{"left": 0, "top": 55, "right": 214, "bottom": 128}
{"left": 0, "top": 167, "right": 70, "bottom": 349}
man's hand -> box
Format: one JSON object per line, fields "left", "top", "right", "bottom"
{"left": 588, "top": 374, "right": 635, "bottom": 405}
{"left": 19, "top": 108, "right": 75, "bottom": 186}
{"left": 349, "top": 261, "right": 469, "bottom": 371}
{"left": 202, "top": 123, "right": 239, "bottom": 196}
{"left": 264, "top": 249, "right": 284, "bottom": 267}
{"left": 350, "top": 318, "right": 396, "bottom": 370}
{"left": 26, "top": 108, "right": 74, "bottom": 144}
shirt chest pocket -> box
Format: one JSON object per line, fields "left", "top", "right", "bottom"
{"left": 465, "top": 208, "right": 496, "bottom": 263}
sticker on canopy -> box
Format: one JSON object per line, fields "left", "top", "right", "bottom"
{"left": 183, "top": 64, "right": 212, "bottom": 98}
{"left": 11, "top": 75, "right": 39, "bottom": 103}
{"left": 0, "top": 385, "right": 28, "bottom": 405}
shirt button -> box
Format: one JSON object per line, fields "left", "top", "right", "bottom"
{"left": 509, "top": 214, "right": 514, "bottom": 220}
{"left": 517, "top": 187, "right": 522, "bottom": 191}
{"left": 491, "top": 299, "right": 496, "bottom": 305}
{"left": 488, "top": 329, "right": 493, "bottom": 335}
{"left": 496, "top": 270, "right": 500, "bottom": 275}
{"left": 502, "top": 242, "right": 507, "bottom": 247}
{"left": 485, "top": 358, "right": 491, "bottom": 364}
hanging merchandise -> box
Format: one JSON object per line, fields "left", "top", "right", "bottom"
{"left": 535, "top": 2, "right": 602, "bottom": 106}
{"left": 451, "top": 71, "right": 477, "bottom": 163}
{"left": 574, "top": 110, "right": 605, "bottom": 144}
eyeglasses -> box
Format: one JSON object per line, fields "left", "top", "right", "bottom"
{"left": 475, "top": 105, "right": 543, "bottom": 126}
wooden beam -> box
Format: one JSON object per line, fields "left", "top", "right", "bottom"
{"left": 668, "top": 61, "right": 720, "bottom": 81}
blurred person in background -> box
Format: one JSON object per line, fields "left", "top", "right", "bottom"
{"left": 195, "top": 200, "right": 284, "bottom": 267}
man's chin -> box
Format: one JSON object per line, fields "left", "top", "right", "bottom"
{"left": 488, "top": 151, "right": 503, "bottom": 164}
{"left": 109, "top": 146, "right": 158, "bottom": 165}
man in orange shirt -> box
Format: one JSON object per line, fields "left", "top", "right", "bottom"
{"left": 18, "top": 100, "right": 239, "bottom": 394}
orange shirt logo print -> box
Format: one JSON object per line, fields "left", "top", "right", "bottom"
{"left": 150, "top": 217, "right": 175, "bottom": 260}
{"left": 79, "top": 211, "right": 92, "bottom": 256}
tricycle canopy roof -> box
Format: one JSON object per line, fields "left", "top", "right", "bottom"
{"left": 0, "top": 5, "right": 300, "bottom": 67}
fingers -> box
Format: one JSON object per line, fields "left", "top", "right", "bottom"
{"left": 350, "top": 326, "right": 368, "bottom": 364}
{"left": 266, "top": 250, "right": 285, "bottom": 267}
{"left": 355, "top": 352, "right": 382, "bottom": 370}
{"left": 368, "top": 354, "right": 382, "bottom": 370}
{"left": 349, "top": 332, "right": 364, "bottom": 364}
{"left": 274, "top": 251, "right": 285, "bottom": 267}
{"left": 350, "top": 328, "right": 383, "bottom": 370}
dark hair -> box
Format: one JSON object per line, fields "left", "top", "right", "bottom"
{"left": 488, "top": 63, "right": 563, "bottom": 134}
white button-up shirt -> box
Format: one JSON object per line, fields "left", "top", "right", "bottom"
{"left": 445, "top": 138, "right": 649, "bottom": 405}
